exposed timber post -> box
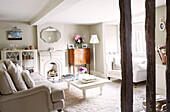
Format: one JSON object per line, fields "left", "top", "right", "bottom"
{"left": 145, "top": 0, "right": 156, "bottom": 112}
{"left": 119, "top": 0, "right": 133, "bottom": 111}
{"left": 166, "top": 0, "right": 170, "bottom": 111}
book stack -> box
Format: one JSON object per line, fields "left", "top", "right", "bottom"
{"left": 62, "top": 74, "right": 75, "bottom": 79}
{"left": 80, "top": 75, "right": 98, "bottom": 84}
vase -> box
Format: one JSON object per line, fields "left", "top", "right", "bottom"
{"left": 75, "top": 43, "right": 82, "bottom": 49}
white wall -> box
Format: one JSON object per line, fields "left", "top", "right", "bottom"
{"left": 89, "top": 23, "right": 105, "bottom": 77}
{"left": 155, "top": 5, "right": 166, "bottom": 64}
{"left": 37, "top": 23, "right": 90, "bottom": 50}
{"left": 37, "top": 23, "right": 90, "bottom": 73}
{"left": 104, "top": 25, "right": 118, "bottom": 52}
{"left": 0, "top": 21, "right": 37, "bottom": 58}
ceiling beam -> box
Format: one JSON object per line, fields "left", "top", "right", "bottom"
{"left": 30, "top": 0, "right": 83, "bottom": 25}
{"left": 30, "top": 0, "right": 64, "bottom": 25}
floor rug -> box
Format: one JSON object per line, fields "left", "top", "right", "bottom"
{"left": 61, "top": 80, "right": 146, "bottom": 112}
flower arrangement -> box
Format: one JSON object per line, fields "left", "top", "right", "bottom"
{"left": 158, "top": 46, "right": 166, "bottom": 53}
{"left": 79, "top": 66, "right": 87, "bottom": 73}
{"left": 73, "top": 34, "right": 85, "bottom": 45}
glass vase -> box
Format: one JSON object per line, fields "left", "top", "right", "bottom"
{"left": 75, "top": 43, "right": 82, "bottom": 49}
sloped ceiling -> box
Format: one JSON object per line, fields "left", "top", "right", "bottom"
{"left": 0, "top": 0, "right": 166, "bottom": 25}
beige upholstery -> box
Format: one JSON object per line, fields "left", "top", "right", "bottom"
{"left": 106, "top": 55, "right": 147, "bottom": 83}
{"left": 0, "top": 61, "right": 17, "bottom": 94}
{"left": 21, "top": 70, "right": 35, "bottom": 88}
{"left": 0, "top": 60, "right": 65, "bottom": 112}
{"left": 0, "top": 70, "right": 17, "bottom": 94}
{"left": 7, "top": 60, "right": 28, "bottom": 91}
{"left": 33, "top": 75, "right": 65, "bottom": 103}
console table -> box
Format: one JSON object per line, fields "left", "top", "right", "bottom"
{"left": 68, "top": 48, "right": 90, "bottom": 74}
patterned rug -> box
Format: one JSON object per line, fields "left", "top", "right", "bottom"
{"left": 60, "top": 80, "right": 146, "bottom": 112}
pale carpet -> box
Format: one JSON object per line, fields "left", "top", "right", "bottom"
{"left": 60, "top": 80, "right": 146, "bottom": 112}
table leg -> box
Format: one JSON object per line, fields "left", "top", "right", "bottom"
{"left": 100, "top": 86, "right": 103, "bottom": 95}
{"left": 89, "top": 64, "right": 90, "bottom": 74}
{"left": 73, "top": 65, "right": 75, "bottom": 74}
{"left": 67, "top": 83, "right": 70, "bottom": 89}
{"left": 83, "top": 90, "right": 86, "bottom": 98}
{"left": 69, "top": 64, "right": 71, "bottom": 73}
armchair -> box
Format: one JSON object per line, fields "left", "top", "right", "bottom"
{"left": 106, "top": 55, "right": 147, "bottom": 84}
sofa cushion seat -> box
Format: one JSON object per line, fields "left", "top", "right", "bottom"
{"left": 108, "top": 70, "right": 122, "bottom": 79}
{"left": 29, "top": 72, "right": 46, "bottom": 81}
{"left": 35, "top": 80, "right": 65, "bottom": 102}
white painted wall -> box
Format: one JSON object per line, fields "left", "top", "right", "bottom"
{"left": 104, "top": 25, "right": 118, "bottom": 52}
{"left": 0, "top": 21, "right": 37, "bottom": 59}
{"left": 156, "top": 5, "right": 166, "bottom": 64}
{"left": 37, "top": 23, "right": 90, "bottom": 73}
{"left": 155, "top": 5, "right": 167, "bottom": 95}
{"left": 37, "top": 23, "right": 90, "bottom": 50}
{"left": 89, "top": 23, "right": 105, "bottom": 77}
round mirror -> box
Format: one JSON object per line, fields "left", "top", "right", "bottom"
{"left": 40, "top": 26, "right": 61, "bottom": 43}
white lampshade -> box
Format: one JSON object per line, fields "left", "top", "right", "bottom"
{"left": 90, "top": 35, "right": 99, "bottom": 44}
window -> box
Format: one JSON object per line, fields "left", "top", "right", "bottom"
{"left": 132, "top": 23, "right": 146, "bottom": 55}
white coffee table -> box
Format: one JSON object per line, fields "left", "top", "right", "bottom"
{"left": 62, "top": 74, "right": 111, "bottom": 98}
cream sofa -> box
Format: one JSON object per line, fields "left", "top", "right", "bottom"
{"left": 0, "top": 60, "right": 65, "bottom": 112}
{"left": 106, "top": 55, "right": 147, "bottom": 84}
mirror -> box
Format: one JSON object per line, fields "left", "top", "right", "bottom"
{"left": 40, "top": 26, "right": 61, "bottom": 43}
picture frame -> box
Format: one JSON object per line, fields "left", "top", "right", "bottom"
{"left": 82, "top": 44, "right": 88, "bottom": 48}
{"left": 159, "top": 22, "right": 165, "bottom": 31}
{"left": 68, "top": 44, "right": 74, "bottom": 49}
{"left": 7, "top": 31, "right": 22, "bottom": 40}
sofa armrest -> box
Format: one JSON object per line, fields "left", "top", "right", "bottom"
{"left": 0, "top": 86, "right": 53, "bottom": 112}
{"left": 0, "top": 85, "right": 51, "bottom": 102}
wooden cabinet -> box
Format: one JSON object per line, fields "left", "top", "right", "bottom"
{"left": 68, "top": 48, "right": 90, "bottom": 74}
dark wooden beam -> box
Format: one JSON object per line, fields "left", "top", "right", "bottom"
{"left": 119, "top": 0, "right": 133, "bottom": 112}
{"left": 145, "top": 0, "right": 156, "bottom": 112}
{"left": 166, "top": 0, "right": 170, "bottom": 111}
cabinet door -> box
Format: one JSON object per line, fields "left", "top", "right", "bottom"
{"left": 6, "top": 51, "right": 20, "bottom": 65}
{"left": 82, "top": 49, "right": 90, "bottom": 64}
{"left": 22, "top": 51, "right": 35, "bottom": 72}
{"left": 74, "top": 49, "right": 83, "bottom": 64}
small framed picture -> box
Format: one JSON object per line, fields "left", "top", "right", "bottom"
{"left": 82, "top": 44, "right": 88, "bottom": 48}
{"left": 8, "top": 31, "right": 22, "bottom": 40}
{"left": 68, "top": 44, "right": 74, "bottom": 49}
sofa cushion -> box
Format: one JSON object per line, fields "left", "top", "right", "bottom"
{"left": 0, "top": 61, "right": 17, "bottom": 94}
{"left": 22, "top": 70, "right": 35, "bottom": 88}
{"left": 7, "top": 60, "right": 28, "bottom": 91}
{"left": 113, "top": 56, "right": 121, "bottom": 70}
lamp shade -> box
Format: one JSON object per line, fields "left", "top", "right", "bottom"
{"left": 90, "top": 35, "right": 99, "bottom": 44}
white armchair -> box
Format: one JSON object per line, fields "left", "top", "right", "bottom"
{"left": 106, "top": 56, "right": 147, "bottom": 84}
